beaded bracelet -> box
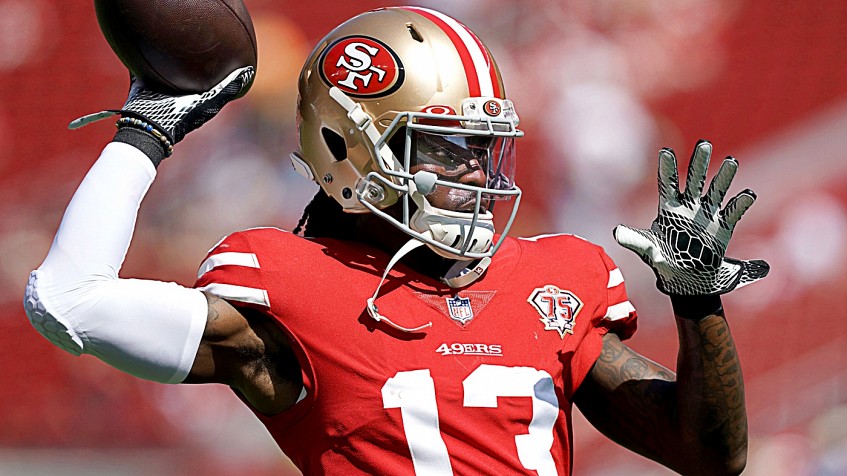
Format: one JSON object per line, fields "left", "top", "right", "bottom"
{"left": 115, "top": 117, "right": 174, "bottom": 158}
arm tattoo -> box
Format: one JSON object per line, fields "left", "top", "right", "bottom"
{"left": 206, "top": 294, "right": 222, "bottom": 322}
{"left": 576, "top": 335, "right": 677, "bottom": 461}
{"left": 677, "top": 314, "right": 747, "bottom": 456}
{"left": 575, "top": 314, "right": 747, "bottom": 473}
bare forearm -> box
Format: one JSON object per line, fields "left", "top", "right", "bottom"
{"left": 575, "top": 335, "right": 677, "bottom": 461}
{"left": 675, "top": 311, "right": 747, "bottom": 473}
{"left": 575, "top": 312, "right": 748, "bottom": 475}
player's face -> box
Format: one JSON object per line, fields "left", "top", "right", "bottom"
{"left": 411, "top": 133, "right": 488, "bottom": 211}
{"left": 395, "top": 128, "right": 513, "bottom": 212}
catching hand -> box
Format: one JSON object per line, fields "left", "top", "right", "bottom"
{"left": 69, "top": 66, "right": 255, "bottom": 144}
{"left": 613, "top": 140, "right": 769, "bottom": 296}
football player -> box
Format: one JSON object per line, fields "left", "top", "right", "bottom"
{"left": 24, "top": 7, "right": 768, "bottom": 475}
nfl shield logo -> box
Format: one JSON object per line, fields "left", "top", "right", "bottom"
{"left": 446, "top": 295, "right": 474, "bottom": 325}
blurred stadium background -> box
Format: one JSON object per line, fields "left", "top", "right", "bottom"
{"left": 1, "top": 0, "right": 846, "bottom": 474}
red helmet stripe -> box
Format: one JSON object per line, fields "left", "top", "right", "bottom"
{"left": 401, "top": 7, "right": 496, "bottom": 98}
{"left": 463, "top": 27, "right": 502, "bottom": 98}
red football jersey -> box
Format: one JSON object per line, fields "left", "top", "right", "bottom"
{"left": 194, "top": 228, "right": 637, "bottom": 475}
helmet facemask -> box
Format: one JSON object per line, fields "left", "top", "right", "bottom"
{"left": 354, "top": 96, "right": 523, "bottom": 260}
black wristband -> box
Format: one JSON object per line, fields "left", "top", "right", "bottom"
{"left": 670, "top": 294, "right": 723, "bottom": 321}
{"left": 113, "top": 127, "right": 166, "bottom": 168}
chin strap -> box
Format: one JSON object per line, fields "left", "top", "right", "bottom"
{"left": 366, "top": 239, "right": 433, "bottom": 332}
{"left": 329, "top": 86, "right": 398, "bottom": 173}
{"left": 365, "top": 234, "right": 493, "bottom": 332}
{"left": 441, "top": 257, "right": 492, "bottom": 288}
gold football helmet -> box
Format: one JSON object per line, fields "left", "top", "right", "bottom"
{"left": 293, "top": 6, "right": 522, "bottom": 264}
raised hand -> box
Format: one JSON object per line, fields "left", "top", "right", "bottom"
{"left": 613, "top": 140, "right": 769, "bottom": 296}
{"left": 69, "top": 66, "right": 255, "bottom": 145}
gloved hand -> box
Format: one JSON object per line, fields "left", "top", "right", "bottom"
{"left": 613, "top": 140, "right": 769, "bottom": 296}
{"left": 69, "top": 66, "right": 255, "bottom": 145}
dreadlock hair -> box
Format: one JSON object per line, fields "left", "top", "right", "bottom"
{"left": 293, "top": 189, "right": 362, "bottom": 240}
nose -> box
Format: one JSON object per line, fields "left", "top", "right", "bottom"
{"left": 459, "top": 158, "right": 486, "bottom": 186}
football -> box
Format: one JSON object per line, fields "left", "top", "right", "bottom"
{"left": 94, "top": 0, "right": 257, "bottom": 95}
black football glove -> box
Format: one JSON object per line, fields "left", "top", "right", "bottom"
{"left": 69, "top": 66, "right": 255, "bottom": 144}
{"left": 613, "top": 140, "right": 769, "bottom": 296}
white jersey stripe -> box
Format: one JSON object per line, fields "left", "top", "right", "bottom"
{"left": 197, "top": 252, "right": 259, "bottom": 279}
{"left": 424, "top": 8, "right": 495, "bottom": 96}
{"left": 607, "top": 268, "right": 625, "bottom": 288}
{"left": 604, "top": 301, "right": 636, "bottom": 321}
{"left": 197, "top": 283, "right": 270, "bottom": 307}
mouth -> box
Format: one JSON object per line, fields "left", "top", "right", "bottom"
{"left": 440, "top": 190, "right": 487, "bottom": 213}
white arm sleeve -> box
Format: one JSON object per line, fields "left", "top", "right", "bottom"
{"left": 23, "top": 142, "right": 208, "bottom": 384}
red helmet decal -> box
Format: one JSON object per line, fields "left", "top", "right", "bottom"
{"left": 319, "top": 36, "right": 404, "bottom": 98}
{"left": 483, "top": 100, "right": 501, "bottom": 116}
{"left": 419, "top": 105, "right": 460, "bottom": 126}
{"left": 421, "top": 105, "right": 457, "bottom": 115}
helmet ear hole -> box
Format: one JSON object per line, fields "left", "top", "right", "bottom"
{"left": 321, "top": 127, "right": 347, "bottom": 161}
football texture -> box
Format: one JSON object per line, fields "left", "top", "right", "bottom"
{"left": 94, "top": 0, "right": 257, "bottom": 95}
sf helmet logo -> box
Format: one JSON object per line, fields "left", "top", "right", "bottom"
{"left": 483, "top": 100, "right": 501, "bottom": 116}
{"left": 320, "top": 36, "right": 404, "bottom": 98}
{"left": 336, "top": 43, "right": 385, "bottom": 89}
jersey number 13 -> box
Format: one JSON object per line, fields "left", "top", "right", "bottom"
{"left": 381, "top": 364, "right": 559, "bottom": 475}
